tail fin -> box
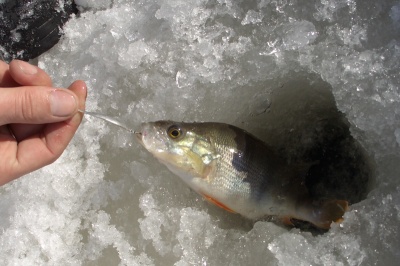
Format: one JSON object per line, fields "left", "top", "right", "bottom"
{"left": 310, "top": 200, "right": 349, "bottom": 229}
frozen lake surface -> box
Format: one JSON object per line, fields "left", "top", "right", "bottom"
{"left": 1, "top": 0, "right": 399, "bottom": 265}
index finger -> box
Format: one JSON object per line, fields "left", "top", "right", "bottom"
{"left": 0, "top": 60, "right": 18, "bottom": 87}
{"left": 9, "top": 60, "right": 52, "bottom": 87}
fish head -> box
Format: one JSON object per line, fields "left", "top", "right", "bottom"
{"left": 136, "top": 121, "right": 217, "bottom": 185}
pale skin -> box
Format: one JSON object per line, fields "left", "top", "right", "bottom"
{"left": 0, "top": 60, "right": 87, "bottom": 186}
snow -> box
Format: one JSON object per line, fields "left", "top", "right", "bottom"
{"left": 1, "top": 0, "right": 399, "bottom": 265}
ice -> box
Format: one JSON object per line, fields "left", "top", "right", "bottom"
{"left": 241, "top": 10, "right": 264, "bottom": 25}
{"left": 74, "top": 0, "right": 113, "bottom": 11}
{"left": 118, "top": 40, "right": 158, "bottom": 70}
{"left": 391, "top": 4, "right": 400, "bottom": 26}
{"left": 1, "top": 0, "right": 400, "bottom": 265}
{"left": 280, "top": 20, "right": 318, "bottom": 50}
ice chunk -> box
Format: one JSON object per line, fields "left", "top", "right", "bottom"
{"left": 241, "top": 10, "right": 264, "bottom": 25}
{"left": 174, "top": 208, "right": 225, "bottom": 265}
{"left": 280, "top": 20, "right": 318, "bottom": 50}
{"left": 118, "top": 40, "right": 157, "bottom": 69}
{"left": 138, "top": 192, "right": 179, "bottom": 256}
{"left": 74, "top": 0, "right": 113, "bottom": 11}
{"left": 314, "top": 0, "right": 357, "bottom": 22}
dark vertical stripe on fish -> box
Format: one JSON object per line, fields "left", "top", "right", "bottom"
{"left": 229, "top": 125, "right": 278, "bottom": 201}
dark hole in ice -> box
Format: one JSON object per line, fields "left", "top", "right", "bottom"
{"left": 258, "top": 75, "right": 372, "bottom": 205}
{"left": 215, "top": 72, "right": 374, "bottom": 232}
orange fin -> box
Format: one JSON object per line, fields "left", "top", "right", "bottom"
{"left": 313, "top": 200, "right": 349, "bottom": 229}
{"left": 201, "top": 193, "right": 236, "bottom": 213}
{"left": 278, "top": 216, "right": 295, "bottom": 227}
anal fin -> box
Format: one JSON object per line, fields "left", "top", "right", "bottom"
{"left": 201, "top": 193, "right": 236, "bottom": 213}
{"left": 278, "top": 216, "right": 295, "bottom": 227}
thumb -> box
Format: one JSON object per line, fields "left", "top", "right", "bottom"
{"left": 0, "top": 86, "right": 78, "bottom": 125}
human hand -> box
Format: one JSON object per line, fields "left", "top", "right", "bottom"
{"left": 0, "top": 60, "right": 87, "bottom": 186}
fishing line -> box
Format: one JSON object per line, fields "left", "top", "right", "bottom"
{"left": 78, "top": 109, "right": 137, "bottom": 134}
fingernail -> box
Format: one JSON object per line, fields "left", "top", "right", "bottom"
{"left": 17, "top": 60, "right": 38, "bottom": 75}
{"left": 49, "top": 90, "right": 77, "bottom": 117}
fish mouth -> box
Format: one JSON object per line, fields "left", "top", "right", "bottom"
{"left": 134, "top": 132, "right": 143, "bottom": 144}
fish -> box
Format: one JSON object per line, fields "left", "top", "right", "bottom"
{"left": 136, "top": 121, "right": 348, "bottom": 229}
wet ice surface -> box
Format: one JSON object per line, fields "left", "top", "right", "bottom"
{"left": 1, "top": 0, "right": 400, "bottom": 265}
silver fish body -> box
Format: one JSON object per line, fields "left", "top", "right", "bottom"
{"left": 137, "top": 121, "right": 348, "bottom": 229}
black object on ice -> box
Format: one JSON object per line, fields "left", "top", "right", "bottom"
{"left": 0, "top": 0, "right": 78, "bottom": 62}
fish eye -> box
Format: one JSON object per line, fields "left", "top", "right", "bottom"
{"left": 167, "top": 125, "right": 182, "bottom": 139}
